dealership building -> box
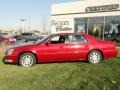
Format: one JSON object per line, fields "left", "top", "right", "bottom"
{"left": 51, "top": 0, "right": 120, "bottom": 40}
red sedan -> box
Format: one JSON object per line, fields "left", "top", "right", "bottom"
{"left": 3, "top": 33, "right": 117, "bottom": 67}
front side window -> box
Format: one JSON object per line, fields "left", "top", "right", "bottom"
{"left": 50, "top": 35, "right": 66, "bottom": 44}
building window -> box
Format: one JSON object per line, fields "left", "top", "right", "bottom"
{"left": 75, "top": 18, "right": 87, "bottom": 33}
{"left": 88, "top": 17, "right": 104, "bottom": 39}
{"left": 105, "top": 16, "right": 120, "bottom": 41}
{"left": 74, "top": 15, "right": 120, "bottom": 41}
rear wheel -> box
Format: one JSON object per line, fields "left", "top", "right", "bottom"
{"left": 88, "top": 50, "right": 102, "bottom": 64}
{"left": 19, "top": 53, "right": 36, "bottom": 67}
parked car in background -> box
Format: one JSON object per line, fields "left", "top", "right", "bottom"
{"left": 12, "top": 35, "right": 22, "bottom": 41}
{"left": 3, "top": 33, "right": 117, "bottom": 67}
{"left": 0, "top": 34, "right": 16, "bottom": 44}
{"left": 16, "top": 33, "right": 44, "bottom": 42}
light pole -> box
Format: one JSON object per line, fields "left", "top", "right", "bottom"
{"left": 20, "top": 18, "right": 31, "bottom": 33}
{"left": 20, "top": 18, "right": 27, "bottom": 33}
{"left": 28, "top": 18, "right": 31, "bottom": 32}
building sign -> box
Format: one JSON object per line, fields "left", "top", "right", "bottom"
{"left": 51, "top": 20, "right": 73, "bottom": 33}
{"left": 55, "top": 26, "right": 72, "bottom": 32}
{"left": 85, "top": 4, "right": 120, "bottom": 12}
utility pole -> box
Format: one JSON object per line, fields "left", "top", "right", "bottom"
{"left": 20, "top": 18, "right": 27, "bottom": 33}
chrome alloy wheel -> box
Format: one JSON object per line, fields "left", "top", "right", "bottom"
{"left": 88, "top": 50, "right": 102, "bottom": 64}
{"left": 19, "top": 53, "right": 36, "bottom": 67}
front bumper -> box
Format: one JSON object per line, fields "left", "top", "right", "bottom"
{"left": 3, "top": 55, "right": 18, "bottom": 64}
{"left": 3, "top": 58, "right": 14, "bottom": 64}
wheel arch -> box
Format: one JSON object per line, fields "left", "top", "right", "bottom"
{"left": 17, "top": 51, "right": 38, "bottom": 64}
{"left": 87, "top": 49, "right": 104, "bottom": 60}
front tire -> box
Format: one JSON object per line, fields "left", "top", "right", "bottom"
{"left": 88, "top": 50, "right": 102, "bottom": 64}
{"left": 19, "top": 53, "right": 36, "bottom": 67}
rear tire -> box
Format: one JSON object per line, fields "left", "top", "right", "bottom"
{"left": 88, "top": 50, "right": 102, "bottom": 64}
{"left": 19, "top": 53, "right": 36, "bottom": 67}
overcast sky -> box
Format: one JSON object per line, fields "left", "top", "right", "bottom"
{"left": 0, "top": 0, "right": 80, "bottom": 30}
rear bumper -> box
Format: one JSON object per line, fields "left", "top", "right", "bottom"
{"left": 104, "top": 50, "right": 118, "bottom": 59}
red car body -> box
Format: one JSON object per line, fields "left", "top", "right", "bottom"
{"left": 3, "top": 33, "right": 117, "bottom": 66}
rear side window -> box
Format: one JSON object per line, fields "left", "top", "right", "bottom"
{"left": 65, "top": 34, "right": 88, "bottom": 43}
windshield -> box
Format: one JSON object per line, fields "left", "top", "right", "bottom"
{"left": 35, "top": 34, "right": 53, "bottom": 44}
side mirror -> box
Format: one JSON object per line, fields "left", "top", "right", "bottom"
{"left": 45, "top": 42, "right": 50, "bottom": 46}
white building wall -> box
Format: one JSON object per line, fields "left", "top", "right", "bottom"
{"left": 51, "top": 0, "right": 120, "bottom": 34}
{"left": 52, "top": 11, "right": 120, "bottom": 19}
{"left": 51, "top": 0, "right": 120, "bottom": 15}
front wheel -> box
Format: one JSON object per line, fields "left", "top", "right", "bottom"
{"left": 88, "top": 50, "right": 102, "bottom": 64}
{"left": 19, "top": 53, "right": 36, "bottom": 67}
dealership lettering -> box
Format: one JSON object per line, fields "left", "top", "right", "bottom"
{"left": 85, "top": 4, "right": 119, "bottom": 12}
{"left": 51, "top": 20, "right": 72, "bottom": 32}
{"left": 56, "top": 26, "right": 72, "bottom": 32}
{"left": 51, "top": 20, "right": 69, "bottom": 26}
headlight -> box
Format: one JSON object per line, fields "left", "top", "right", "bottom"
{"left": 6, "top": 48, "right": 14, "bottom": 55}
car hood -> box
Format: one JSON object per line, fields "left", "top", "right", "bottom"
{"left": 11, "top": 42, "right": 34, "bottom": 48}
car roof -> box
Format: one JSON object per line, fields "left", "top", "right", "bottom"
{"left": 52, "top": 32, "right": 85, "bottom": 36}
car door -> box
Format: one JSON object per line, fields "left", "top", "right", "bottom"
{"left": 62, "top": 34, "right": 90, "bottom": 61}
{"left": 38, "top": 35, "right": 66, "bottom": 62}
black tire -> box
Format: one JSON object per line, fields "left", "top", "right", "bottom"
{"left": 19, "top": 53, "right": 36, "bottom": 67}
{"left": 88, "top": 50, "right": 102, "bottom": 64}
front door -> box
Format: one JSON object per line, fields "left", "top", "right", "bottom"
{"left": 39, "top": 35, "right": 66, "bottom": 62}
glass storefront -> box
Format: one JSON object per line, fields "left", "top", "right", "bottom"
{"left": 105, "top": 16, "right": 120, "bottom": 41}
{"left": 75, "top": 18, "right": 87, "bottom": 33}
{"left": 75, "top": 15, "right": 120, "bottom": 41}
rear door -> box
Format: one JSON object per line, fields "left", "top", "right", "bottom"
{"left": 62, "top": 34, "right": 90, "bottom": 61}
